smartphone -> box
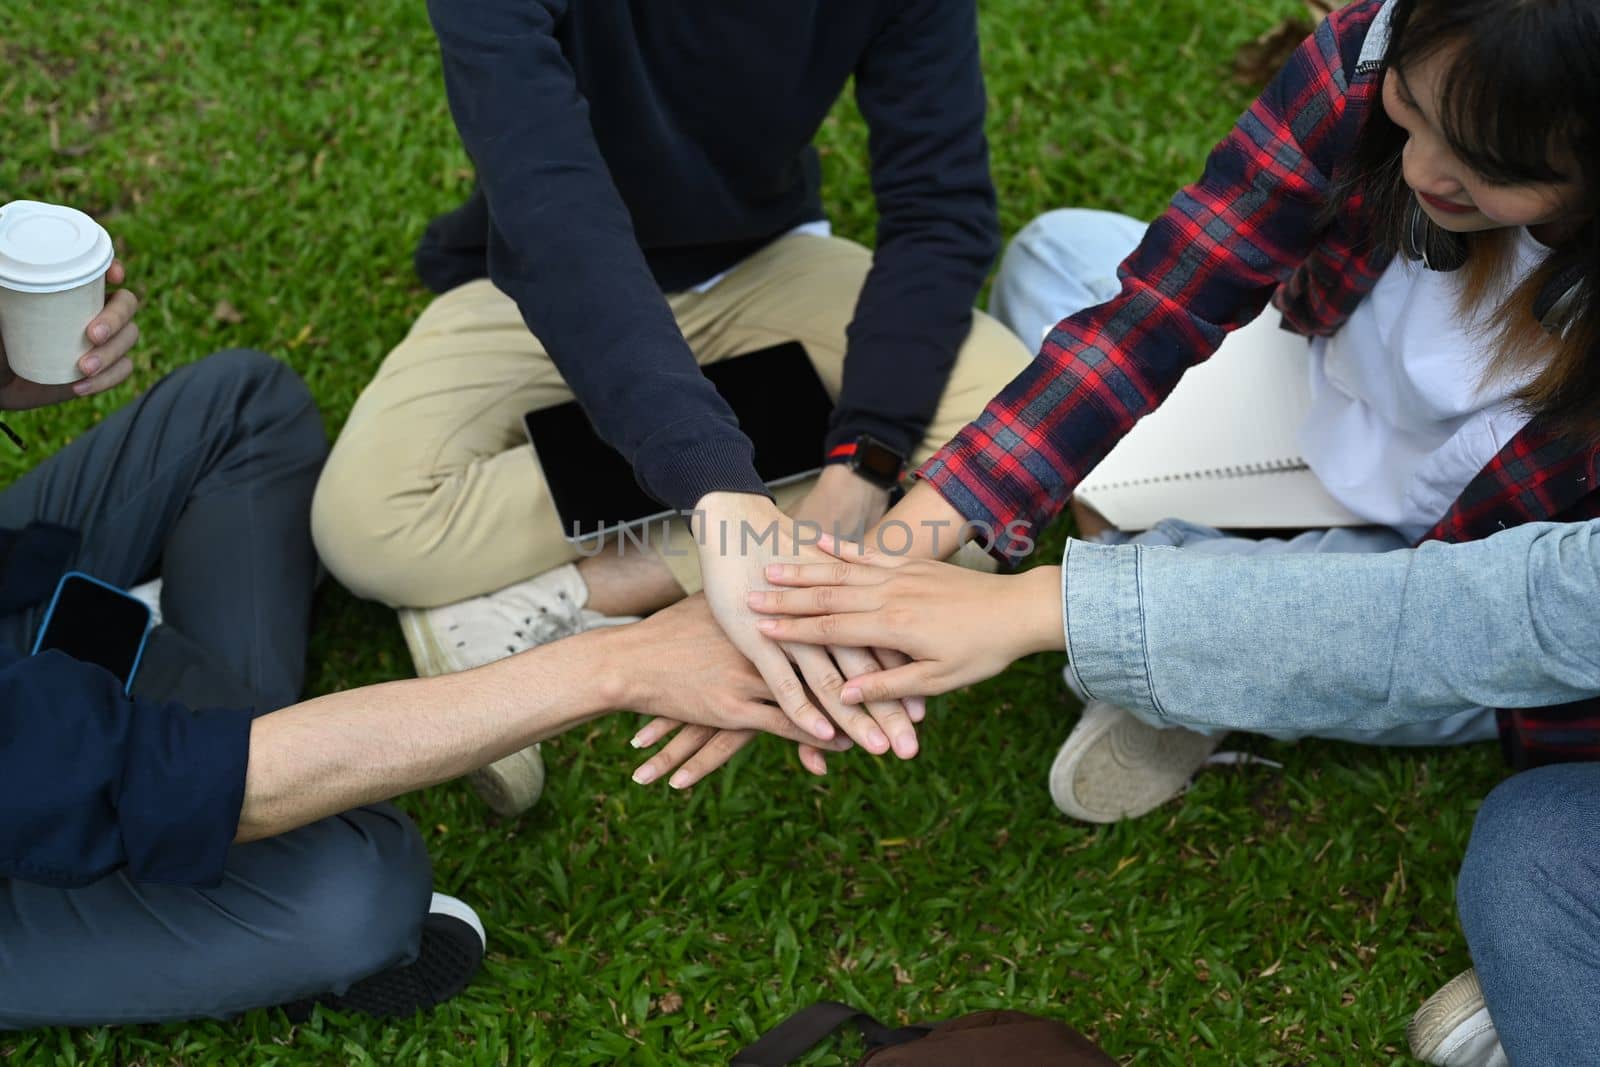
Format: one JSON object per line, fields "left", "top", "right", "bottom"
{"left": 32, "top": 571, "right": 153, "bottom": 694}
{"left": 524, "top": 341, "right": 834, "bottom": 542}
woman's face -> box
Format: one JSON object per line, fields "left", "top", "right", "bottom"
{"left": 1381, "top": 45, "right": 1583, "bottom": 238}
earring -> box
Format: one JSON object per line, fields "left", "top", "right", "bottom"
{"left": 1403, "top": 196, "right": 1469, "bottom": 272}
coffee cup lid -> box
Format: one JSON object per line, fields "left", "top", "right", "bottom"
{"left": 0, "top": 201, "right": 115, "bottom": 294}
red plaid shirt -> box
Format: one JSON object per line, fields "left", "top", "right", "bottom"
{"left": 919, "top": 0, "right": 1600, "bottom": 764}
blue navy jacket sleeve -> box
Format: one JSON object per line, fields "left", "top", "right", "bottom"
{"left": 0, "top": 648, "right": 252, "bottom": 888}
{"left": 835, "top": 0, "right": 999, "bottom": 459}
{"left": 424, "top": 0, "right": 767, "bottom": 512}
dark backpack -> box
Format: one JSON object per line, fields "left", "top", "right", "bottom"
{"left": 731, "top": 1001, "right": 1117, "bottom": 1066}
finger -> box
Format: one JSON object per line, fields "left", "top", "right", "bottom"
{"left": 629, "top": 716, "right": 681, "bottom": 750}
{"left": 839, "top": 663, "right": 944, "bottom": 706}
{"left": 79, "top": 316, "right": 140, "bottom": 379}
{"left": 798, "top": 744, "right": 829, "bottom": 776}
{"left": 788, "top": 642, "right": 889, "bottom": 755}
{"left": 746, "top": 642, "right": 837, "bottom": 742}
{"left": 668, "top": 729, "right": 760, "bottom": 789}
{"left": 831, "top": 645, "right": 918, "bottom": 759}
{"left": 810, "top": 531, "right": 863, "bottom": 560}
{"left": 764, "top": 559, "right": 895, "bottom": 588}
{"left": 85, "top": 288, "right": 139, "bottom": 348}
{"left": 757, "top": 611, "right": 892, "bottom": 649}
{"left": 743, "top": 702, "right": 855, "bottom": 747}
{"left": 746, "top": 584, "right": 878, "bottom": 616}
{"left": 873, "top": 647, "right": 926, "bottom": 722}
{"left": 816, "top": 531, "right": 902, "bottom": 568}
{"left": 72, "top": 349, "right": 136, "bottom": 397}
{"left": 630, "top": 724, "right": 717, "bottom": 785}
{"left": 105, "top": 259, "right": 126, "bottom": 286}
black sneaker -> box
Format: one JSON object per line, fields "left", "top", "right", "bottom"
{"left": 283, "top": 893, "right": 486, "bottom": 1020}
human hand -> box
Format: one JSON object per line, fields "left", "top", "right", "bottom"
{"left": 626, "top": 646, "right": 921, "bottom": 790}
{"left": 612, "top": 595, "right": 854, "bottom": 750}
{"left": 625, "top": 647, "right": 930, "bottom": 794}
{"left": 788, "top": 465, "right": 928, "bottom": 748}
{"left": 628, "top": 717, "right": 838, "bottom": 789}
{"left": 750, "top": 534, "right": 1065, "bottom": 703}
{"left": 694, "top": 491, "right": 918, "bottom": 758}
{"left": 618, "top": 596, "right": 843, "bottom": 788}
{"left": 0, "top": 259, "right": 139, "bottom": 411}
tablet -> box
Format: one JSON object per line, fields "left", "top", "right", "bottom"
{"left": 524, "top": 341, "right": 832, "bottom": 542}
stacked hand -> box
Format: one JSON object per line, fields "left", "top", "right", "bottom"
{"left": 783, "top": 469, "right": 927, "bottom": 751}
{"left": 610, "top": 596, "right": 854, "bottom": 772}
{"left": 751, "top": 534, "right": 1064, "bottom": 701}
{"left": 631, "top": 471, "right": 922, "bottom": 785}
{"left": 691, "top": 480, "right": 922, "bottom": 749}
{"left": 0, "top": 259, "right": 138, "bottom": 411}
{"left": 630, "top": 484, "right": 1063, "bottom": 789}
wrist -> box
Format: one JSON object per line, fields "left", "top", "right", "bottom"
{"left": 495, "top": 627, "right": 627, "bottom": 725}
{"left": 583, "top": 621, "right": 685, "bottom": 716}
{"left": 693, "top": 491, "right": 787, "bottom": 560}
{"left": 812, "top": 463, "right": 890, "bottom": 509}
{"left": 819, "top": 463, "right": 896, "bottom": 495}
{"left": 576, "top": 626, "right": 637, "bottom": 711}
{"left": 1015, "top": 566, "right": 1066, "bottom": 655}
{"left": 695, "top": 490, "right": 775, "bottom": 514}
{"left": 877, "top": 482, "right": 967, "bottom": 561}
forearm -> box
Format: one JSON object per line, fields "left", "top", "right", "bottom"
{"left": 915, "top": 21, "right": 1358, "bottom": 564}
{"left": 236, "top": 630, "right": 620, "bottom": 842}
{"left": 1063, "top": 522, "right": 1600, "bottom": 733}
{"left": 1014, "top": 565, "right": 1067, "bottom": 657}
{"left": 868, "top": 481, "right": 969, "bottom": 561}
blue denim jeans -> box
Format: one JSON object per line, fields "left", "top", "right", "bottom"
{"left": 1458, "top": 764, "right": 1600, "bottom": 1065}
{"left": 990, "top": 208, "right": 1151, "bottom": 351}
{"left": 0, "top": 354, "right": 432, "bottom": 1028}
{"left": 995, "top": 208, "right": 1494, "bottom": 746}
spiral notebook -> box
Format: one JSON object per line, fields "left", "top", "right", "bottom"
{"left": 1073, "top": 313, "right": 1364, "bottom": 531}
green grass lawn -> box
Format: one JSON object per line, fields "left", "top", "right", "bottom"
{"left": 1, "top": 1, "right": 1507, "bottom": 1062}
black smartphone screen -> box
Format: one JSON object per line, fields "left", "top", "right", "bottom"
{"left": 35, "top": 575, "right": 151, "bottom": 686}
{"left": 525, "top": 341, "right": 833, "bottom": 539}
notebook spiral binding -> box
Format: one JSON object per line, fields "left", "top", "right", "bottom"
{"left": 1089, "top": 457, "right": 1309, "bottom": 488}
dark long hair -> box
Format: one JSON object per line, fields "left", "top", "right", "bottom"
{"left": 1337, "top": 0, "right": 1600, "bottom": 437}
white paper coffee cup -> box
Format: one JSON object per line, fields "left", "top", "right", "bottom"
{"left": 0, "top": 201, "right": 115, "bottom": 386}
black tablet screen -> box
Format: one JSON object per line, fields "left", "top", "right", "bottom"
{"left": 525, "top": 342, "right": 833, "bottom": 540}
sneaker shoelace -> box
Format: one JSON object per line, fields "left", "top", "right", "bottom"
{"left": 492, "top": 588, "right": 588, "bottom": 656}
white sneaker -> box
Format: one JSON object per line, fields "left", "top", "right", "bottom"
{"left": 399, "top": 564, "right": 625, "bottom": 678}
{"left": 1408, "top": 970, "right": 1507, "bottom": 1067}
{"left": 1048, "top": 700, "right": 1222, "bottom": 823}
{"left": 398, "top": 564, "right": 637, "bottom": 816}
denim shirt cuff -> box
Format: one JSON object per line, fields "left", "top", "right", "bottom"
{"left": 1062, "top": 539, "right": 1162, "bottom": 718}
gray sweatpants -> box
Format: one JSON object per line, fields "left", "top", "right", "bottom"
{"left": 0, "top": 351, "right": 432, "bottom": 1029}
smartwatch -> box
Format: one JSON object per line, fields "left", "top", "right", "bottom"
{"left": 826, "top": 433, "right": 906, "bottom": 490}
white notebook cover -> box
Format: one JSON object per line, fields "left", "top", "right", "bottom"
{"left": 1074, "top": 312, "right": 1364, "bottom": 531}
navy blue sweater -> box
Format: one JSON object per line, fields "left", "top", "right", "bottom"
{"left": 418, "top": 0, "right": 998, "bottom": 509}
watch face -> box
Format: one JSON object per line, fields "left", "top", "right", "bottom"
{"left": 855, "top": 438, "right": 904, "bottom": 484}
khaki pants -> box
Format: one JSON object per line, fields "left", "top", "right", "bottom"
{"left": 311, "top": 233, "right": 1032, "bottom": 607}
